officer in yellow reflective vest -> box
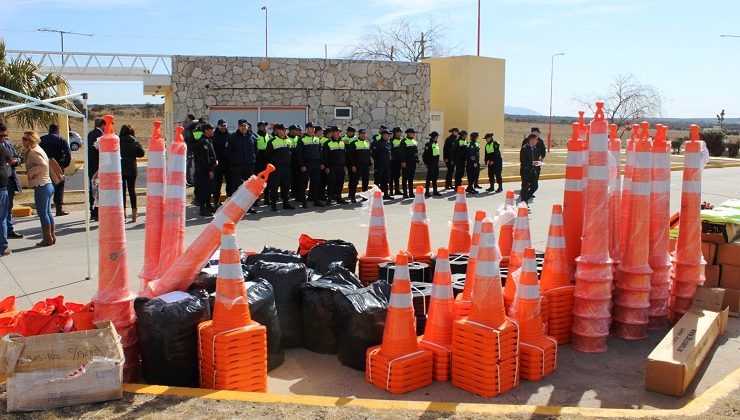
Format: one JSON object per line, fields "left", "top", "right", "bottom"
{"left": 266, "top": 124, "right": 294, "bottom": 211}
{"left": 453, "top": 130, "right": 469, "bottom": 189}
{"left": 347, "top": 128, "right": 371, "bottom": 203}
{"left": 288, "top": 124, "right": 302, "bottom": 206}
{"left": 319, "top": 127, "right": 332, "bottom": 201}
{"left": 255, "top": 121, "right": 271, "bottom": 205}
{"left": 323, "top": 127, "right": 348, "bottom": 205}
{"left": 484, "top": 132, "right": 503, "bottom": 192}
{"left": 401, "top": 128, "right": 419, "bottom": 198}
{"left": 390, "top": 127, "right": 404, "bottom": 196}
{"left": 295, "top": 123, "right": 325, "bottom": 208}
{"left": 422, "top": 131, "right": 442, "bottom": 198}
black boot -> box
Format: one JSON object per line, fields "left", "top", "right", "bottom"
{"left": 199, "top": 205, "right": 213, "bottom": 217}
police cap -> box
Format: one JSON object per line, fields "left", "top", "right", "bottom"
{"left": 405, "top": 128, "right": 415, "bottom": 134}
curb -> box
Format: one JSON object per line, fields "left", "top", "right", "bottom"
{"left": 122, "top": 366, "right": 740, "bottom": 417}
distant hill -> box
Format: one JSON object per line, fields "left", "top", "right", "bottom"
{"left": 505, "top": 106, "right": 541, "bottom": 116}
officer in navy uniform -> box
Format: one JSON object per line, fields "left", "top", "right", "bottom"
{"left": 465, "top": 132, "right": 481, "bottom": 194}
{"left": 390, "top": 127, "right": 404, "bottom": 196}
{"left": 254, "top": 121, "right": 271, "bottom": 205}
{"left": 443, "top": 128, "right": 458, "bottom": 190}
{"left": 347, "top": 128, "right": 372, "bottom": 203}
{"left": 266, "top": 124, "right": 294, "bottom": 211}
{"left": 287, "top": 124, "right": 302, "bottom": 204}
{"left": 295, "top": 123, "right": 325, "bottom": 208}
{"left": 401, "top": 128, "right": 419, "bottom": 198}
{"left": 453, "top": 130, "right": 469, "bottom": 189}
{"left": 484, "top": 132, "right": 503, "bottom": 192}
{"left": 193, "top": 123, "right": 218, "bottom": 217}
{"left": 371, "top": 129, "right": 393, "bottom": 200}
{"left": 520, "top": 133, "right": 539, "bottom": 203}
{"left": 211, "top": 119, "right": 230, "bottom": 206}
{"left": 323, "top": 127, "right": 348, "bottom": 205}
{"left": 422, "top": 131, "right": 442, "bottom": 198}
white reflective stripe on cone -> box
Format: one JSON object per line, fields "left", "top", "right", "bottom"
{"left": 476, "top": 259, "right": 500, "bottom": 277}
{"left": 684, "top": 152, "right": 702, "bottom": 169}
{"left": 98, "top": 189, "right": 123, "bottom": 207}
{"left": 99, "top": 152, "right": 120, "bottom": 173}
{"left": 633, "top": 152, "right": 653, "bottom": 169}
{"left": 550, "top": 213, "right": 564, "bottom": 226}
{"left": 587, "top": 166, "right": 609, "bottom": 180}
{"left": 212, "top": 211, "right": 229, "bottom": 229}
{"left": 588, "top": 135, "right": 608, "bottom": 151}
{"left": 566, "top": 152, "right": 583, "bottom": 166}
{"left": 631, "top": 181, "right": 652, "bottom": 196}
{"left": 517, "top": 284, "right": 540, "bottom": 299}
{"left": 412, "top": 213, "right": 427, "bottom": 222}
{"left": 522, "top": 259, "right": 537, "bottom": 273}
{"left": 682, "top": 180, "right": 701, "bottom": 193}
{"left": 452, "top": 212, "right": 468, "bottom": 222}
{"left": 512, "top": 239, "right": 531, "bottom": 251}
{"left": 394, "top": 264, "right": 410, "bottom": 281}
{"left": 369, "top": 216, "right": 385, "bottom": 227}
{"left": 389, "top": 290, "right": 413, "bottom": 308}
{"left": 432, "top": 285, "right": 454, "bottom": 300}
{"left": 218, "top": 262, "right": 243, "bottom": 280}
{"left": 435, "top": 259, "right": 450, "bottom": 273}
{"left": 148, "top": 153, "right": 166, "bottom": 168}
{"left": 165, "top": 184, "right": 186, "bottom": 199}
{"left": 469, "top": 245, "right": 479, "bottom": 259}
{"left": 546, "top": 236, "right": 566, "bottom": 249}
{"left": 652, "top": 180, "right": 670, "bottom": 194}
{"left": 148, "top": 182, "right": 164, "bottom": 196}
{"left": 170, "top": 153, "right": 187, "bottom": 169}
{"left": 220, "top": 235, "right": 238, "bottom": 250}
{"left": 653, "top": 153, "right": 670, "bottom": 168}
{"left": 564, "top": 179, "right": 583, "bottom": 191}
{"left": 230, "top": 187, "right": 255, "bottom": 211}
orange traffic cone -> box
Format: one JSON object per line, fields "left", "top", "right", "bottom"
{"left": 504, "top": 203, "right": 531, "bottom": 311}
{"left": 419, "top": 248, "right": 455, "bottom": 381}
{"left": 563, "top": 122, "right": 586, "bottom": 277}
{"left": 613, "top": 122, "right": 653, "bottom": 340}
{"left": 451, "top": 219, "right": 519, "bottom": 397}
{"left": 407, "top": 186, "right": 433, "bottom": 264}
{"left": 670, "top": 125, "right": 706, "bottom": 322}
{"left": 448, "top": 187, "right": 471, "bottom": 254}
{"left": 454, "top": 210, "right": 487, "bottom": 319}
{"left": 509, "top": 248, "right": 557, "bottom": 381}
{"left": 540, "top": 204, "right": 574, "bottom": 344}
{"left": 366, "top": 253, "right": 433, "bottom": 394}
{"left": 158, "top": 126, "right": 188, "bottom": 275}
{"left": 139, "top": 121, "right": 167, "bottom": 288}
{"left": 619, "top": 124, "right": 640, "bottom": 269}
{"left": 143, "top": 166, "right": 274, "bottom": 297}
{"left": 359, "top": 190, "right": 394, "bottom": 285}
{"left": 498, "top": 191, "right": 516, "bottom": 266}
{"left": 608, "top": 124, "right": 622, "bottom": 264}
{"left": 648, "top": 124, "right": 672, "bottom": 329}
{"left": 571, "top": 102, "right": 614, "bottom": 353}
{"left": 199, "top": 222, "right": 267, "bottom": 392}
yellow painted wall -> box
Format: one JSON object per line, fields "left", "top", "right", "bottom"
{"left": 426, "top": 55, "right": 505, "bottom": 142}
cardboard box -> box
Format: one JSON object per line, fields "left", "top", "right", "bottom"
{"left": 704, "top": 265, "right": 721, "bottom": 288}
{"left": 701, "top": 242, "right": 717, "bottom": 265}
{"left": 645, "top": 287, "right": 729, "bottom": 397}
{"left": 716, "top": 241, "right": 740, "bottom": 266}
{"left": 722, "top": 287, "right": 740, "bottom": 313}
{"left": 720, "top": 265, "right": 740, "bottom": 290}
{"left": 0, "top": 321, "right": 124, "bottom": 412}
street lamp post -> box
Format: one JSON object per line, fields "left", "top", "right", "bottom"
{"left": 261, "top": 6, "right": 268, "bottom": 58}
{"left": 548, "top": 52, "right": 565, "bottom": 152}
{"left": 477, "top": 0, "right": 481, "bottom": 56}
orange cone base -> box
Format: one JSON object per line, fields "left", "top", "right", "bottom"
{"left": 212, "top": 301, "right": 252, "bottom": 333}
{"left": 419, "top": 338, "right": 452, "bottom": 381}
{"left": 503, "top": 295, "right": 514, "bottom": 313}
{"left": 198, "top": 321, "right": 267, "bottom": 380}
{"left": 571, "top": 315, "right": 611, "bottom": 337}
{"left": 540, "top": 295, "right": 550, "bottom": 329}
{"left": 572, "top": 297, "right": 612, "bottom": 318}
{"left": 670, "top": 279, "right": 701, "bottom": 299}
{"left": 359, "top": 256, "right": 393, "bottom": 285}
{"left": 453, "top": 295, "right": 471, "bottom": 320}
{"left": 519, "top": 339, "right": 557, "bottom": 381}
{"left": 452, "top": 319, "right": 519, "bottom": 361}
{"left": 570, "top": 332, "right": 608, "bottom": 353}
{"left": 365, "top": 346, "right": 433, "bottom": 394}
{"left": 611, "top": 320, "right": 648, "bottom": 340}
{"left": 451, "top": 356, "right": 519, "bottom": 398}
{"left": 612, "top": 304, "right": 649, "bottom": 325}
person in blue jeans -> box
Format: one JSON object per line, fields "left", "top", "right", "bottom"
{"left": 0, "top": 123, "right": 23, "bottom": 240}
{"left": 22, "top": 131, "right": 56, "bottom": 247}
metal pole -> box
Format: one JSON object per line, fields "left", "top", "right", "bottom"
{"left": 82, "top": 93, "right": 91, "bottom": 281}
{"left": 548, "top": 52, "right": 565, "bottom": 152}
{"left": 261, "top": 6, "right": 268, "bottom": 58}
{"left": 60, "top": 32, "right": 64, "bottom": 52}
{"left": 477, "top": 0, "right": 481, "bottom": 56}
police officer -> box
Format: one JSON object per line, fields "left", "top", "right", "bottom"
{"left": 318, "top": 126, "right": 332, "bottom": 201}
{"left": 255, "top": 121, "right": 271, "bottom": 205}
{"left": 266, "top": 124, "right": 294, "bottom": 211}
{"left": 390, "top": 127, "right": 404, "bottom": 196}
{"left": 466, "top": 132, "right": 481, "bottom": 194}
{"left": 484, "top": 133, "right": 503, "bottom": 192}
{"left": 422, "top": 131, "right": 441, "bottom": 198}
{"left": 287, "top": 124, "right": 302, "bottom": 203}
{"left": 194, "top": 123, "right": 218, "bottom": 217}
{"left": 226, "top": 120, "right": 258, "bottom": 213}
{"left": 323, "top": 127, "right": 348, "bottom": 205}
{"left": 211, "top": 119, "right": 230, "bottom": 207}
{"left": 347, "top": 128, "right": 371, "bottom": 203}
{"left": 522, "top": 127, "right": 546, "bottom": 195}
{"left": 295, "top": 123, "right": 325, "bottom": 208}
{"left": 371, "top": 129, "right": 393, "bottom": 200}
{"left": 373, "top": 125, "right": 388, "bottom": 144}
{"left": 401, "top": 128, "right": 419, "bottom": 198}
{"left": 189, "top": 121, "right": 205, "bottom": 204}
{"left": 443, "top": 128, "right": 458, "bottom": 190}
{"left": 343, "top": 126, "right": 358, "bottom": 145}
{"left": 520, "top": 134, "right": 538, "bottom": 203}
{"left": 453, "top": 130, "right": 469, "bottom": 189}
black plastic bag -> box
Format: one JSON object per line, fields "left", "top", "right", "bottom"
{"left": 334, "top": 280, "right": 391, "bottom": 370}
{"left": 246, "top": 279, "right": 285, "bottom": 371}
{"left": 188, "top": 268, "right": 218, "bottom": 294}
{"left": 249, "top": 260, "right": 308, "bottom": 348}
{"left": 306, "top": 240, "right": 358, "bottom": 275}
{"left": 301, "top": 266, "right": 362, "bottom": 354}
{"left": 134, "top": 290, "right": 210, "bottom": 387}
{"left": 245, "top": 246, "right": 302, "bottom": 267}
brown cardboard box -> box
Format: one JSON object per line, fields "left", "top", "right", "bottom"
{"left": 720, "top": 265, "right": 740, "bottom": 290}
{"left": 645, "top": 287, "right": 729, "bottom": 397}
{"left": 704, "top": 265, "right": 721, "bottom": 287}
{"left": 722, "top": 287, "right": 740, "bottom": 313}
{"left": 716, "top": 241, "right": 740, "bottom": 266}
{"left": 0, "top": 321, "right": 124, "bottom": 412}
{"left": 701, "top": 242, "right": 717, "bottom": 264}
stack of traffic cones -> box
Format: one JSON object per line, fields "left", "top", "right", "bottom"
{"left": 366, "top": 253, "right": 433, "bottom": 394}
{"left": 451, "top": 219, "right": 519, "bottom": 398}
{"left": 407, "top": 186, "right": 433, "bottom": 264}
{"left": 358, "top": 191, "right": 394, "bottom": 285}
{"left": 563, "top": 121, "right": 586, "bottom": 277}
{"left": 91, "top": 115, "right": 138, "bottom": 380}
{"left": 448, "top": 187, "right": 471, "bottom": 254}
{"left": 419, "top": 248, "right": 455, "bottom": 381}
{"left": 504, "top": 204, "right": 532, "bottom": 312}
{"left": 509, "top": 248, "right": 557, "bottom": 381}
{"left": 613, "top": 122, "right": 653, "bottom": 340}
{"left": 143, "top": 166, "right": 273, "bottom": 297}
{"left": 670, "top": 125, "right": 706, "bottom": 323}
{"left": 540, "top": 204, "right": 574, "bottom": 344}
{"left": 198, "top": 222, "right": 267, "bottom": 392}
{"left": 607, "top": 124, "right": 622, "bottom": 268}
{"left": 498, "top": 191, "right": 517, "bottom": 267}
{"left": 648, "top": 124, "right": 672, "bottom": 329}
{"left": 454, "top": 210, "right": 486, "bottom": 319}
{"left": 619, "top": 125, "right": 640, "bottom": 272}
{"left": 139, "top": 121, "right": 167, "bottom": 290}
{"left": 158, "top": 126, "right": 188, "bottom": 274}
{"left": 571, "top": 103, "right": 614, "bottom": 353}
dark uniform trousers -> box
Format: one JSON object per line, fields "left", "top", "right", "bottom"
{"left": 520, "top": 167, "right": 538, "bottom": 201}
{"left": 268, "top": 163, "right": 291, "bottom": 204}
{"left": 391, "top": 159, "right": 402, "bottom": 193}
{"left": 426, "top": 163, "right": 439, "bottom": 191}
{"left": 445, "top": 161, "right": 455, "bottom": 188}
{"left": 375, "top": 164, "right": 391, "bottom": 195}
{"left": 488, "top": 161, "right": 503, "bottom": 189}
{"left": 53, "top": 180, "right": 65, "bottom": 212}
{"left": 454, "top": 159, "right": 466, "bottom": 188}
{"left": 349, "top": 164, "right": 370, "bottom": 199}
{"left": 327, "top": 165, "right": 345, "bottom": 200}
{"left": 402, "top": 162, "right": 416, "bottom": 194}
{"left": 255, "top": 151, "right": 268, "bottom": 202}
{"left": 466, "top": 163, "right": 479, "bottom": 191}
{"left": 302, "top": 160, "right": 322, "bottom": 202}
{"left": 229, "top": 164, "right": 254, "bottom": 196}
{"left": 213, "top": 164, "right": 229, "bottom": 203}
{"left": 194, "top": 168, "right": 213, "bottom": 206}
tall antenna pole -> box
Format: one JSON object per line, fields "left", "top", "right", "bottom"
{"left": 261, "top": 6, "right": 268, "bottom": 58}
{"left": 37, "top": 28, "right": 93, "bottom": 52}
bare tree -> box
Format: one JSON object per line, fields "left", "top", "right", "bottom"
{"left": 344, "top": 18, "right": 454, "bottom": 62}
{"left": 575, "top": 73, "right": 663, "bottom": 138}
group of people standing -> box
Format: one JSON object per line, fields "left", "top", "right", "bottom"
{"left": 442, "top": 128, "right": 504, "bottom": 194}
{"left": 519, "top": 127, "right": 547, "bottom": 203}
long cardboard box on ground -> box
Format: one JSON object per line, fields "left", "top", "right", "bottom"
{"left": 0, "top": 321, "right": 124, "bottom": 412}
{"left": 705, "top": 265, "right": 721, "bottom": 287}
{"left": 645, "top": 287, "right": 729, "bottom": 397}
{"left": 721, "top": 287, "right": 740, "bottom": 314}
{"left": 716, "top": 241, "right": 740, "bottom": 266}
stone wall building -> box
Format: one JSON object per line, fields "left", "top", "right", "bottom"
{"left": 172, "top": 56, "right": 431, "bottom": 136}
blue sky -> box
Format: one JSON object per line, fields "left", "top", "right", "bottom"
{"left": 1, "top": 0, "right": 737, "bottom": 118}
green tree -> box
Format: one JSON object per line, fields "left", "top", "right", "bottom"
{"left": 0, "top": 39, "right": 72, "bottom": 129}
